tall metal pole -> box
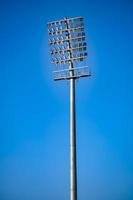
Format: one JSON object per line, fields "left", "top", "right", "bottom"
{"left": 70, "top": 71, "right": 77, "bottom": 200}
{"left": 65, "top": 18, "right": 77, "bottom": 200}
{"left": 48, "top": 17, "right": 90, "bottom": 200}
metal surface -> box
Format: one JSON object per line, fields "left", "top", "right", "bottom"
{"left": 53, "top": 66, "right": 91, "bottom": 81}
{"left": 66, "top": 18, "right": 77, "bottom": 200}
{"left": 70, "top": 64, "right": 77, "bottom": 200}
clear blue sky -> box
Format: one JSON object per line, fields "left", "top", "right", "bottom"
{"left": 0, "top": 0, "right": 133, "bottom": 200}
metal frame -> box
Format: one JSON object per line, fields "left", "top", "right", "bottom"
{"left": 53, "top": 66, "right": 91, "bottom": 81}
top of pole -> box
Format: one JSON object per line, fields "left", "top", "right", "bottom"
{"left": 47, "top": 16, "right": 91, "bottom": 81}
{"left": 47, "top": 16, "right": 83, "bottom": 27}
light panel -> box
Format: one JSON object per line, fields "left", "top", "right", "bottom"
{"left": 48, "top": 25, "right": 84, "bottom": 35}
{"left": 51, "top": 52, "right": 87, "bottom": 64}
{"left": 47, "top": 16, "right": 83, "bottom": 27}
{"left": 48, "top": 34, "right": 85, "bottom": 45}
{"left": 50, "top": 43, "right": 87, "bottom": 55}
{"left": 47, "top": 16, "right": 90, "bottom": 80}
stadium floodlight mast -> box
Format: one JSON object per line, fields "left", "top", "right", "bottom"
{"left": 47, "top": 16, "right": 91, "bottom": 200}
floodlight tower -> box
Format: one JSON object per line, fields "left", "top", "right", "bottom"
{"left": 47, "top": 16, "right": 91, "bottom": 200}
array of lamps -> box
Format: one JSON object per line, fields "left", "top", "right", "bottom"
{"left": 48, "top": 32, "right": 85, "bottom": 45}
{"left": 47, "top": 16, "right": 83, "bottom": 27}
{"left": 50, "top": 42, "right": 87, "bottom": 55}
{"left": 48, "top": 24, "right": 84, "bottom": 35}
{"left": 51, "top": 52, "right": 87, "bottom": 64}
{"left": 48, "top": 17, "right": 88, "bottom": 66}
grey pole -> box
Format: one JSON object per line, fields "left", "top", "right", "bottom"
{"left": 47, "top": 17, "right": 90, "bottom": 200}
{"left": 65, "top": 18, "right": 77, "bottom": 200}
{"left": 70, "top": 67, "right": 77, "bottom": 200}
